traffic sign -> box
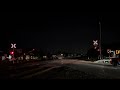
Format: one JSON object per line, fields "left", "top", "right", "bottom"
{"left": 93, "top": 40, "right": 98, "bottom": 46}
{"left": 116, "top": 50, "right": 120, "bottom": 54}
{"left": 11, "top": 43, "right": 16, "bottom": 48}
{"left": 107, "top": 49, "right": 111, "bottom": 53}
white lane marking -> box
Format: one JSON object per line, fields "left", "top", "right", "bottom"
{"left": 21, "top": 66, "right": 60, "bottom": 79}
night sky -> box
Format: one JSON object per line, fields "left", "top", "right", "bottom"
{"left": 1, "top": 12, "right": 120, "bottom": 54}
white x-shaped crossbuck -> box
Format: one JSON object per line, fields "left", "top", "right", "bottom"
{"left": 93, "top": 40, "right": 98, "bottom": 46}
{"left": 11, "top": 43, "right": 16, "bottom": 48}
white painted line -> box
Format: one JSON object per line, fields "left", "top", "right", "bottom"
{"left": 21, "top": 66, "right": 60, "bottom": 79}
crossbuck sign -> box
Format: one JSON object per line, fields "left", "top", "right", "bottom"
{"left": 93, "top": 40, "right": 98, "bottom": 46}
{"left": 107, "top": 49, "right": 111, "bottom": 53}
{"left": 11, "top": 43, "right": 16, "bottom": 48}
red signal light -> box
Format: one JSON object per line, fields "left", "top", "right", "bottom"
{"left": 10, "top": 51, "right": 14, "bottom": 55}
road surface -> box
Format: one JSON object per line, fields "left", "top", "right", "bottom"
{"left": 1, "top": 59, "right": 120, "bottom": 79}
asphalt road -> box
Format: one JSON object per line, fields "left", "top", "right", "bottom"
{"left": 1, "top": 59, "right": 120, "bottom": 79}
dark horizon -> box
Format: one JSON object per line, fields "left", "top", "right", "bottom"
{"left": 1, "top": 12, "right": 120, "bottom": 54}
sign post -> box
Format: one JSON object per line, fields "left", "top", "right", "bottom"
{"left": 107, "top": 49, "right": 111, "bottom": 59}
{"left": 93, "top": 40, "right": 100, "bottom": 59}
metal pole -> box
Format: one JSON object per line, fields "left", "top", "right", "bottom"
{"left": 99, "top": 21, "right": 102, "bottom": 59}
{"left": 109, "top": 53, "right": 110, "bottom": 59}
{"left": 13, "top": 47, "right": 15, "bottom": 64}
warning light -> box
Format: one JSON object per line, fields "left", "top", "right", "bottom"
{"left": 10, "top": 51, "right": 14, "bottom": 55}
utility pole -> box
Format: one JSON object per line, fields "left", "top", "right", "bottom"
{"left": 99, "top": 21, "right": 102, "bottom": 60}
{"left": 12, "top": 47, "right": 15, "bottom": 64}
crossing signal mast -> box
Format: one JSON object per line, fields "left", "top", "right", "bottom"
{"left": 11, "top": 43, "right": 16, "bottom": 64}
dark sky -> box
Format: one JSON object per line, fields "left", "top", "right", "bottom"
{"left": 1, "top": 12, "right": 120, "bottom": 54}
